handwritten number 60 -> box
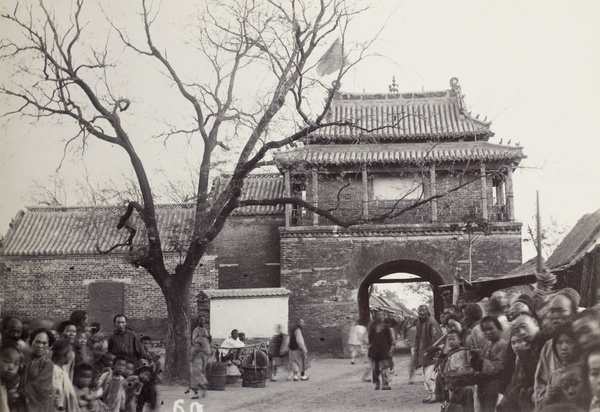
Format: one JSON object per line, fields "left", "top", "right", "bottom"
{"left": 173, "top": 399, "right": 203, "bottom": 412}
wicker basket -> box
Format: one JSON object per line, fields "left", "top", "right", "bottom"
{"left": 440, "top": 349, "right": 479, "bottom": 389}
{"left": 226, "top": 375, "right": 240, "bottom": 384}
{"left": 242, "top": 367, "right": 267, "bottom": 388}
{"left": 206, "top": 362, "right": 227, "bottom": 391}
{"left": 442, "top": 369, "right": 480, "bottom": 388}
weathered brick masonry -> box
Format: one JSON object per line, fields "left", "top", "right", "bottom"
{"left": 210, "top": 215, "right": 283, "bottom": 289}
{"left": 279, "top": 224, "right": 522, "bottom": 354}
{"left": 0, "top": 254, "right": 217, "bottom": 340}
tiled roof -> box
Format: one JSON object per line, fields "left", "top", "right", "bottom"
{"left": 199, "top": 288, "right": 291, "bottom": 298}
{"left": 504, "top": 209, "right": 600, "bottom": 277}
{"left": 311, "top": 86, "right": 492, "bottom": 142}
{"left": 217, "top": 174, "right": 284, "bottom": 216}
{"left": 1, "top": 174, "right": 284, "bottom": 257}
{"left": 273, "top": 141, "right": 525, "bottom": 167}
{"left": 546, "top": 209, "right": 600, "bottom": 270}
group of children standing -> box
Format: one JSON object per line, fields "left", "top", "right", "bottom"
{"left": 0, "top": 311, "right": 161, "bottom": 412}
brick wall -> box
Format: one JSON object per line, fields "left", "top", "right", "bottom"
{"left": 297, "top": 169, "right": 488, "bottom": 225}
{"left": 312, "top": 174, "right": 364, "bottom": 223}
{"left": 436, "top": 172, "right": 484, "bottom": 223}
{"left": 0, "top": 254, "right": 217, "bottom": 340}
{"left": 280, "top": 225, "right": 522, "bottom": 354}
{"left": 210, "top": 215, "right": 283, "bottom": 289}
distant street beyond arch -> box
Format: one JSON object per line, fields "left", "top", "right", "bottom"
{"left": 357, "top": 260, "right": 444, "bottom": 325}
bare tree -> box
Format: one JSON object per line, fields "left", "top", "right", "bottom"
{"left": 451, "top": 212, "right": 491, "bottom": 283}
{"left": 0, "top": 0, "right": 496, "bottom": 382}
{"left": 0, "top": 0, "right": 379, "bottom": 382}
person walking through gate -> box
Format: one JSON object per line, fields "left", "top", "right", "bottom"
{"left": 368, "top": 311, "right": 393, "bottom": 390}
{"left": 414, "top": 304, "right": 442, "bottom": 403}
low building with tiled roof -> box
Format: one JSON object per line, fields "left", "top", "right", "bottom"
{"left": 0, "top": 174, "right": 284, "bottom": 338}
{"left": 436, "top": 208, "right": 600, "bottom": 307}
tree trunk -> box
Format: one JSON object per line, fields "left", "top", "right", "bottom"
{"left": 161, "top": 272, "right": 193, "bottom": 384}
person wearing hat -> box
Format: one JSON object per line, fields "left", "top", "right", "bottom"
{"left": 507, "top": 294, "right": 536, "bottom": 322}
{"left": 534, "top": 289, "right": 581, "bottom": 411}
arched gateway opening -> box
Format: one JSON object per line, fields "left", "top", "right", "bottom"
{"left": 357, "top": 260, "right": 444, "bottom": 325}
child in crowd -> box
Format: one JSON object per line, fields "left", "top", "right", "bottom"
{"left": 90, "top": 323, "right": 101, "bottom": 337}
{"left": 541, "top": 364, "right": 590, "bottom": 410}
{"left": 135, "top": 366, "right": 158, "bottom": 412}
{"left": 75, "top": 330, "right": 95, "bottom": 366}
{"left": 98, "top": 356, "right": 126, "bottom": 412}
{"left": 470, "top": 316, "right": 507, "bottom": 412}
{"left": 140, "top": 336, "right": 162, "bottom": 380}
{"left": 91, "top": 332, "right": 108, "bottom": 363}
{"left": 56, "top": 320, "right": 78, "bottom": 381}
{"left": 74, "top": 362, "right": 109, "bottom": 412}
{"left": 587, "top": 344, "right": 600, "bottom": 412}
{"left": 122, "top": 360, "right": 143, "bottom": 412}
{"left": 0, "top": 340, "right": 23, "bottom": 411}
{"left": 94, "top": 353, "right": 115, "bottom": 376}
{"left": 50, "top": 338, "right": 80, "bottom": 412}
{"left": 441, "top": 329, "right": 474, "bottom": 412}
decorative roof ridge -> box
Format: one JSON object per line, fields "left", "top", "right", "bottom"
{"left": 334, "top": 90, "right": 450, "bottom": 101}
{"left": 275, "top": 140, "right": 526, "bottom": 153}
{"left": 216, "top": 173, "right": 283, "bottom": 180}
{"left": 24, "top": 203, "right": 199, "bottom": 213}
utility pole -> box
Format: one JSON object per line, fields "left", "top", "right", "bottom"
{"left": 536, "top": 191, "right": 543, "bottom": 272}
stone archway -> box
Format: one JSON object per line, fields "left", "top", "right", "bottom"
{"left": 357, "top": 260, "right": 444, "bottom": 325}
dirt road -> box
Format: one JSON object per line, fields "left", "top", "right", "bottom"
{"left": 155, "top": 352, "right": 441, "bottom": 412}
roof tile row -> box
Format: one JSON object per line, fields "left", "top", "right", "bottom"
{"left": 274, "top": 141, "right": 524, "bottom": 167}
{"left": 313, "top": 89, "right": 491, "bottom": 141}
{"left": 2, "top": 175, "right": 284, "bottom": 257}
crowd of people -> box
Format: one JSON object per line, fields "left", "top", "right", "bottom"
{"left": 0, "top": 312, "right": 161, "bottom": 412}
{"left": 350, "top": 288, "right": 600, "bottom": 412}
{"left": 2, "top": 288, "right": 599, "bottom": 412}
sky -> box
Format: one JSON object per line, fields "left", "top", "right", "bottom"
{"left": 1, "top": 0, "right": 599, "bottom": 262}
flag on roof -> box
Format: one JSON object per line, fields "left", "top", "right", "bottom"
{"left": 316, "top": 38, "right": 347, "bottom": 76}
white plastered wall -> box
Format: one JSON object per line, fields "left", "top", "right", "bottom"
{"left": 209, "top": 296, "right": 289, "bottom": 339}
